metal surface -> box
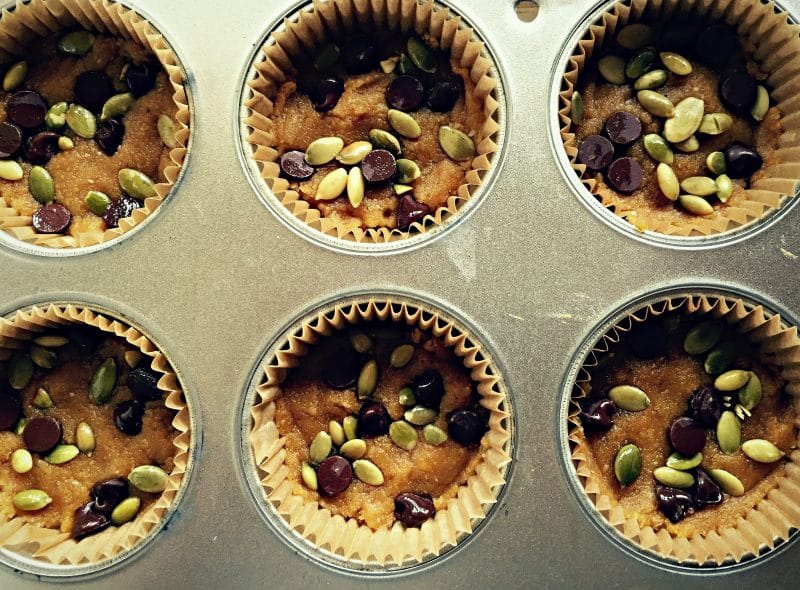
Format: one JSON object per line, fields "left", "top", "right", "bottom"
{"left": 1, "top": 0, "right": 799, "bottom": 588}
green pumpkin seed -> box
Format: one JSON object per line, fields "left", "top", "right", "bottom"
{"left": 34, "top": 334, "right": 68, "bottom": 347}
{"left": 684, "top": 321, "right": 723, "bottom": 355}
{"left": 404, "top": 405, "right": 438, "bottom": 426}
{"left": 380, "top": 56, "right": 400, "bottom": 74}
{"left": 398, "top": 387, "right": 416, "bottom": 407}
{"left": 390, "top": 344, "right": 415, "bottom": 368}
{"left": 406, "top": 37, "right": 436, "bottom": 74}
{"left": 608, "top": 385, "right": 650, "bottom": 411}
{"left": 88, "top": 357, "right": 117, "bottom": 404}
{"left": 570, "top": 91, "right": 583, "bottom": 126}
{"left": 738, "top": 372, "right": 762, "bottom": 410}
{"left": 666, "top": 452, "right": 703, "bottom": 471}
{"left": 388, "top": 109, "right": 421, "bottom": 139}
{"left": 119, "top": 168, "right": 156, "bottom": 201}
{"left": 328, "top": 420, "right": 345, "bottom": 447}
{"left": 85, "top": 190, "right": 111, "bottom": 215}
{"left": 349, "top": 332, "right": 372, "bottom": 354}
{"left": 389, "top": 420, "right": 418, "bottom": 451}
{"left": 614, "top": 443, "right": 641, "bottom": 486}
{"left": 13, "top": 489, "right": 52, "bottom": 511}
{"left": 680, "top": 176, "right": 717, "bottom": 197}
{"left": 301, "top": 462, "right": 318, "bottom": 490}
{"left": 0, "top": 160, "right": 23, "bottom": 181}
{"left": 46, "top": 444, "right": 80, "bottom": 465}
{"left": 347, "top": 166, "right": 364, "bottom": 208}
{"left": 313, "top": 43, "right": 340, "bottom": 73}
{"left": 706, "top": 151, "right": 726, "bottom": 175}
{"left": 30, "top": 344, "right": 57, "bottom": 368}
{"left": 14, "top": 417, "right": 27, "bottom": 436}
{"left": 100, "top": 92, "right": 134, "bottom": 122}
{"left": 157, "top": 114, "right": 178, "bottom": 148}
{"left": 124, "top": 350, "right": 143, "bottom": 368}
{"left": 698, "top": 113, "right": 733, "bottom": 135}
{"left": 598, "top": 55, "right": 626, "bottom": 85}
{"left": 305, "top": 137, "right": 344, "bottom": 166}
{"left": 309, "top": 431, "right": 332, "bottom": 464}
{"left": 8, "top": 352, "right": 34, "bottom": 390}
{"left": 704, "top": 343, "right": 735, "bottom": 375}
{"left": 659, "top": 52, "right": 692, "bottom": 76}
{"left": 634, "top": 69, "right": 668, "bottom": 91}
{"left": 368, "top": 128, "right": 402, "bottom": 155}
{"left": 357, "top": 360, "right": 378, "bottom": 399}
{"left": 58, "top": 31, "right": 94, "bottom": 56}
{"left": 76, "top": 421, "right": 96, "bottom": 455}
{"left": 625, "top": 48, "right": 657, "bottom": 80}
{"left": 664, "top": 97, "right": 704, "bottom": 143}
{"left": 393, "top": 184, "right": 413, "bottom": 195}
{"left": 339, "top": 438, "right": 366, "bottom": 460}
{"left": 10, "top": 449, "right": 33, "bottom": 474}
{"left": 717, "top": 410, "right": 741, "bottom": 454}
{"left": 111, "top": 496, "right": 141, "bottom": 525}
{"left": 636, "top": 90, "right": 674, "bottom": 118}
{"left": 343, "top": 416, "right": 358, "bottom": 441}
{"left": 353, "top": 459, "right": 384, "bottom": 485}
{"left": 656, "top": 163, "right": 679, "bottom": 201}
{"left": 616, "top": 23, "right": 653, "bottom": 49}
{"left": 751, "top": 85, "right": 769, "bottom": 122}
{"left": 128, "top": 465, "right": 169, "bottom": 493}
{"left": 438, "top": 125, "right": 475, "bottom": 161}
{"left": 653, "top": 466, "right": 695, "bottom": 488}
{"left": 715, "top": 174, "right": 733, "bottom": 203}
{"left": 741, "top": 439, "right": 785, "bottom": 463}
{"left": 423, "top": 424, "right": 448, "bottom": 446}
{"left": 709, "top": 468, "right": 744, "bottom": 496}
{"left": 45, "top": 102, "right": 68, "bottom": 130}
{"left": 715, "top": 369, "right": 751, "bottom": 392}
{"left": 678, "top": 194, "right": 713, "bottom": 216}
{"left": 66, "top": 104, "right": 96, "bottom": 139}
{"left": 3, "top": 60, "right": 27, "bottom": 92}
{"left": 32, "top": 388, "right": 53, "bottom": 409}
{"left": 643, "top": 134, "right": 674, "bottom": 164}
{"left": 674, "top": 135, "right": 699, "bottom": 153}
{"left": 396, "top": 159, "right": 421, "bottom": 184}
{"left": 337, "top": 141, "right": 372, "bottom": 165}
{"left": 396, "top": 54, "right": 416, "bottom": 76}
{"left": 28, "top": 166, "right": 55, "bottom": 205}
{"left": 58, "top": 136, "right": 74, "bottom": 151}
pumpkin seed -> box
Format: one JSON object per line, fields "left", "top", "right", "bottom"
{"left": 664, "top": 97, "right": 704, "bottom": 143}
{"left": 14, "top": 417, "right": 27, "bottom": 436}
{"left": 32, "top": 388, "right": 53, "bottom": 409}
{"left": 684, "top": 321, "right": 722, "bottom": 354}
{"left": 390, "top": 344, "right": 415, "bottom": 368}
{"left": 340, "top": 438, "right": 366, "bottom": 460}
{"left": 8, "top": 352, "right": 34, "bottom": 390}
{"left": 301, "top": 462, "right": 318, "bottom": 490}
{"left": 608, "top": 385, "right": 650, "bottom": 411}
{"left": 389, "top": 420, "right": 418, "bottom": 451}
{"left": 368, "top": 128, "right": 402, "bottom": 155}
{"left": 741, "top": 439, "right": 785, "bottom": 463}
{"left": 313, "top": 43, "right": 340, "bottom": 73}
{"left": 3, "top": 60, "right": 27, "bottom": 92}
{"left": 738, "top": 372, "right": 762, "bottom": 410}
{"left": 698, "top": 113, "right": 733, "bottom": 135}
{"left": 100, "top": 92, "right": 134, "bottom": 122}
{"left": 337, "top": 141, "right": 372, "bottom": 165}
{"left": 119, "top": 168, "right": 156, "bottom": 200}
{"left": 85, "top": 190, "right": 111, "bottom": 215}
{"left": 570, "top": 91, "right": 583, "bottom": 126}
{"left": 349, "top": 332, "right": 372, "bottom": 354}
{"left": 58, "top": 136, "right": 74, "bottom": 151}
{"left": 396, "top": 159, "right": 421, "bottom": 184}
{"left": 347, "top": 166, "right": 364, "bottom": 208}
{"left": 13, "top": 489, "right": 52, "bottom": 511}
{"left": 66, "top": 104, "right": 96, "bottom": 138}
{"left": 155, "top": 114, "right": 178, "bottom": 149}
{"left": 46, "top": 444, "right": 80, "bottom": 465}
{"left": 406, "top": 37, "right": 436, "bottom": 73}
{"left": 0, "top": 160, "right": 23, "bottom": 181}
{"left": 636, "top": 90, "right": 674, "bottom": 118}
{"left": 706, "top": 151, "right": 726, "bottom": 175}
{"left": 614, "top": 443, "right": 641, "bottom": 486}
{"left": 111, "top": 496, "right": 141, "bottom": 525}
{"left": 34, "top": 334, "right": 68, "bottom": 347}
{"left": 598, "top": 55, "right": 626, "bottom": 85}
{"left": 88, "top": 357, "right": 117, "bottom": 404}
{"left": 128, "top": 465, "right": 169, "bottom": 493}
{"left": 653, "top": 466, "right": 695, "bottom": 488}
{"left": 29, "top": 166, "right": 55, "bottom": 204}
{"left": 393, "top": 184, "right": 413, "bottom": 195}
{"left": 617, "top": 23, "right": 653, "bottom": 49}
{"left": 58, "top": 31, "right": 94, "bottom": 56}
{"left": 438, "top": 125, "right": 475, "bottom": 161}
{"left": 404, "top": 405, "right": 438, "bottom": 426}
{"left": 380, "top": 56, "right": 400, "bottom": 74}
{"left": 709, "top": 468, "right": 744, "bottom": 496}
{"left": 626, "top": 48, "right": 657, "bottom": 79}
{"left": 715, "top": 174, "right": 733, "bottom": 203}
{"left": 751, "top": 85, "right": 769, "bottom": 121}
{"left": 309, "top": 431, "right": 332, "bottom": 464}
{"left": 643, "top": 134, "right": 674, "bottom": 164}
{"left": 396, "top": 54, "right": 416, "bottom": 75}
{"left": 716, "top": 410, "right": 741, "bottom": 454}
{"left": 388, "top": 109, "right": 421, "bottom": 139}
{"left": 76, "top": 421, "right": 96, "bottom": 455}
{"left": 30, "top": 344, "right": 57, "bottom": 369}
{"left": 634, "top": 69, "right": 668, "bottom": 91}
{"left": 10, "top": 449, "right": 33, "bottom": 474}
{"left": 343, "top": 416, "right": 358, "bottom": 441}
{"left": 423, "top": 424, "right": 448, "bottom": 445}
{"left": 678, "top": 194, "right": 714, "bottom": 216}
{"left": 327, "top": 421, "right": 345, "bottom": 447}
{"left": 124, "top": 350, "right": 143, "bottom": 368}
{"left": 353, "top": 459, "right": 384, "bottom": 485}
{"left": 704, "top": 343, "right": 735, "bottom": 375}
{"left": 715, "top": 369, "right": 751, "bottom": 392}
{"left": 357, "top": 359, "right": 379, "bottom": 399}
{"left": 398, "top": 387, "right": 416, "bottom": 407}
{"left": 45, "top": 102, "right": 68, "bottom": 130}
{"left": 656, "top": 163, "right": 679, "bottom": 201}
{"left": 674, "top": 135, "right": 699, "bottom": 153}
{"left": 680, "top": 176, "right": 717, "bottom": 197}
{"left": 659, "top": 51, "right": 692, "bottom": 76}
{"left": 666, "top": 452, "right": 703, "bottom": 471}
{"left": 305, "top": 137, "right": 344, "bottom": 166}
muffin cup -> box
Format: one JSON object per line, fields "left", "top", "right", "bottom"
{"left": 0, "top": 302, "right": 192, "bottom": 570}
{"left": 566, "top": 291, "right": 800, "bottom": 566}
{"left": 245, "top": 294, "right": 512, "bottom": 569}
{"left": 242, "top": 0, "right": 502, "bottom": 247}
{"left": 558, "top": 0, "right": 800, "bottom": 238}
{"left": 0, "top": 0, "right": 190, "bottom": 251}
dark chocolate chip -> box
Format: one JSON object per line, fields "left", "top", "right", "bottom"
{"left": 316, "top": 455, "right": 353, "bottom": 497}
{"left": 606, "top": 157, "right": 643, "bottom": 193}
{"left": 23, "top": 415, "right": 63, "bottom": 453}
{"left": 0, "top": 393, "right": 21, "bottom": 431}
{"left": 447, "top": 408, "right": 487, "bottom": 446}
{"left": 693, "top": 469, "right": 723, "bottom": 508}
{"left": 695, "top": 24, "right": 739, "bottom": 69}
{"left": 411, "top": 370, "right": 445, "bottom": 409}
{"left": 580, "top": 398, "right": 616, "bottom": 432}
{"left": 125, "top": 62, "right": 158, "bottom": 97}
{"left": 74, "top": 70, "right": 113, "bottom": 113}
{"left": 341, "top": 36, "right": 377, "bottom": 74}
{"left": 310, "top": 77, "right": 344, "bottom": 112}
{"left": 0, "top": 122, "right": 22, "bottom": 158}
{"left": 668, "top": 416, "right": 706, "bottom": 456}
{"left": 25, "top": 131, "right": 61, "bottom": 164}
{"left": 67, "top": 325, "right": 102, "bottom": 357}
{"left": 659, "top": 21, "right": 702, "bottom": 52}
{"left": 577, "top": 135, "right": 614, "bottom": 171}
{"left": 386, "top": 75, "right": 424, "bottom": 112}
{"left": 95, "top": 118, "right": 125, "bottom": 156}
{"left": 627, "top": 322, "right": 667, "bottom": 359}
{"left": 720, "top": 71, "right": 757, "bottom": 112}
{"left": 7, "top": 91, "right": 47, "bottom": 129}
{"left": 361, "top": 149, "right": 396, "bottom": 184}
{"left": 656, "top": 485, "right": 695, "bottom": 524}
{"left": 91, "top": 478, "right": 129, "bottom": 513}
{"left": 427, "top": 80, "right": 460, "bottom": 112}
{"left": 687, "top": 385, "right": 723, "bottom": 428}
{"left": 280, "top": 150, "right": 315, "bottom": 181}
{"left": 113, "top": 399, "right": 144, "bottom": 435}
{"left": 394, "top": 492, "right": 435, "bottom": 527}
{"left": 102, "top": 195, "right": 141, "bottom": 228}
{"left": 32, "top": 203, "right": 71, "bottom": 234}
{"left": 357, "top": 400, "right": 391, "bottom": 437}
{"left": 323, "top": 348, "right": 362, "bottom": 389}
{"left": 72, "top": 501, "right": 111, "bottom": 539}
{"left": 396, "top": 194, "right": 430, "bottom": 231}
{"left": 604, "top": 111, "right": 642, "bottom": 145}
{"left": 127, "top": 366, "right": 162, "bottom": 402}
{"left": 724, "top": 142, "right": 763, "bottom": 179}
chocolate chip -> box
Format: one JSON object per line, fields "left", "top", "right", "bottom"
{"left": 447, "top": 408, "right": 487, "bottom": 446}
{"left": 113, "top": 399, "right": 144, "bottom": 435}
{"left": 659, "top": 20, "right": 701, "bottom": 52}
{"left": 91, "top": 478, "right": 129, "bottom": 513}
{"left": 724, "top": 142, "right": 763, "bottom": 179}
{"left": 604, "top": 111, "right": 642, "bottom": 145}
{"left": 316, "top": 455, "right": 353, "bottom": 497}
{"left": 396, "top": 194, "right": 430, "bottom": 231}
{"left": 656, "top": 485, "right": 695, "bottom": 523}
{"left": 606, "top": 157, "right": 643, "bottom": 193}
{"left": 361, "top": 149, "right": 396, "bottom": 184}
{"left": 0, "top": 122, "right": 22, "bottom": 158}
{"left": 357, "top": 400, "right": 390, "bottom": 437}
{"left": 125, "top": 62, "right": 158, "bottom": 97}
{"left": 720, "top": 72, "right": 757, "bottom": 112}
{"left": 627, "top": 322, "right": 667, "bottom": 359}
{"left": 71, "top": 501, "right": 110, "bottom": 539}
{"left": 94, "top": 117, "right": 125, "bottom": 155}
{"left": 23, "top": 415, "right": 62, "bottom": 453}
{"left": 323, "top": 349, "right": 362, "bottom": 389}
{"left": 67, "top": 325, "right": 102, "bottom": 357}
{"left": 310, "top": 77, "right": 344, "bottom": 112}
{"left": 695, "top": 24, "right": 739, "bottom": 69}
{"left": 412, "top": 370, "right": 445, "bottom": 409}
{"left": 394, "top": 492, "right": 435, "bottom": 527}
{"left": 7, "top": 91, "right": 47, "bottom": 129}
{"left": 74, "top": 70, "right": 113, "bottom": 113}
{"left": 102, "top": 195, "right": 140, "bottom": 228}
{"left": 127, "top": 366, "right": 162, "bottom": 401}
{"left": 693, "top": 469, "right": 723, "bottom": 508}
{"left": 386, "top": 75, "right": 424, "bottom": 112}
{"left": 577, "top": 135, "right": 614, "bottom": 171}
{"left": 687, "top": 385, "right": 723, "bottom": 427}
{"left": 280, "top": 150, "right": 314, "bottom": 181}
{"left": 32, "top": 203, "right": 71, "bottom": 234}
{"left": 0, "top": 393, "right": 21, "bottom": 430}
{"left": 668, "top": 416, "right": 706, "bottom": 456}
{"left": 580, "top": 398, "right": 616, "bottom": 432}
{"left": 341, "top": 36, "right": 377, "bottom": 74}
{"left": 427, "top": 79, "right": 460, "bottom": 112}
{"left": 24, "top": 131, "right": 61, "bottom": 164}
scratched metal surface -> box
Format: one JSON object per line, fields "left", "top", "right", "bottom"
{"left": 1, "top": 0, "right": 799, "bottom": 587}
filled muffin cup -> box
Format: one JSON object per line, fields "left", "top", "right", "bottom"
{"left": 241, "top": 0, "right": 503, "bottom": 250}
{"left": 557, "top": 0, "right": 800, "bottom": 239}
{"left": 0, "top": 302, "right": 193, "bottom": 575}
{"left": 244, "top": 295, "right": 512, "bottom": 569}
{"left": 0, "top": 0, "right": 190, "bottom": 253}
{"left": 565, "top": 290, "right": 800, "bottom": 567}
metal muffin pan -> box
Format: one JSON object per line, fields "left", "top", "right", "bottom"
{"left": 1, "top": 0, "right": 799, "bottom": 588}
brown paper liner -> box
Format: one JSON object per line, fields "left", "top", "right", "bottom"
{"left": 0, "top": 303, "right": 192, "bottom": 566}
{"left": 568, "top": 294, "right": 800, "bottom": 565}
{"left": 0, "top": 0, "right": 190, "bottom": 250}
{"left": 558, "top": 0, "right": 800, "bottom": 237}
{"left": 243, "top": 0, "right": 501, "bottom": 243}
{"left": 247, "top": 298, "right": 511, "bottom": 566}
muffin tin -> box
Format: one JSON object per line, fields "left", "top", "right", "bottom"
{"left": 1, "top": 0, "right": 799, "bottom": 587}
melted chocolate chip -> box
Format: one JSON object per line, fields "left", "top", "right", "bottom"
{"left": 693, "top": 469, "right": 723, "bottom": 508}
{"left": 695, "top": 24, "right": 739, "bottom": 69}
{"left": 95, "top": 118, "right": 125, "bottom": 156}
{"left": 113, "top": 399, "right": 144, "bottom": 435}
{"left": 627, "top": 322, "right": 667, "bottom": 359}
{"left": 357, "top": 400, "right": 391, "bottom": 437}
{"left": 361, "top": 149, "right": 396, "bottom": 184}
{"left": 604, "top": 111, "right": 642, "bottom": 145}
{"left": 127, "top": 366, "right": 162, "bottom": 401}
{"left": 668, "top": 416, "right": 706, "bottom": 456}
{"left": 0, "top": 393, "right": 21, "bottom": 430}
{"left": 23, "top": 415, "right": 62, "bottom": 453}
{"left": 323, "top": 349, "right": 362, "bottom": 389}
{"left": 687, "top": 385, "right": 723, "bottom": 428}
{"left": 310, "top": 77, "right": 344, "bottom": 112}
{"left": 280, "top": 150, "right": 315, "bottom": 181}
{"left": 341, "top": 36, "right": 377, "bottom": 74}
{"left": 427, "top": 79, "right": 460, "bottom": 112}
{"left": 724, "top": 142, "right": 763, "bottom": 178}
{"left": 577, "top": 135, "right": 614, "bottom": 171}
{"left": 7, "top": 91, "right": 47, "bottom": 129}
{"left": 316, "top": 455, "right": 353, "bottom": 497}
{"left": 720, "top": 72, "right": 757, "bottom": 112}
{"left": 125, "top": 62, "right": 158, "bottom": 97}
{"left": 411, "top": 370, "right": 445, "bottom": 409}
{"left": 606, "top": 157, "right": 643, "bottom": 193}
{"left": 71, "top": 501, "right": 110, "bottom": 539}
{"left": 32, "top": 203, "right": 71, "bottom": 234}
{"left": 394, "top": 492, "right": 435, "bottom": 527}
{"left": 656, "top": 485, "right": 695, "bottom": 523}
{"left": 25, "top": 131, "right": 61, "bottom": 164}
{"left": 74, "top": 70, "right": 113, "bottom": 113}
{"left": 102, "top": 195, "right": 141, "bottom": 228}
{"left": 91, "top": 478, "right": 129, "bottom": 513}
{"left": 659, "top": 21, "right": 701, "bottom": 52}
{"left": 580, "top": 398, "right": 616, "bottom": 432}
{"left": 396, "top": 194, "right": 430, "bottom": 231}
{"left": 386, "top": 75, "right": 424, "bottom": 112}
{"left": 447, "top": 408, "right": 487, "bottom": 446}
{"left": 68, "top": 325, "right": 103, "bottom": 357}
{"left": 0, "top": 122, "right": 22, "bottom": 158}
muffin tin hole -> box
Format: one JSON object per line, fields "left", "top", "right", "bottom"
{"left": 514, "top": 1, "right": 539, "bottom": 23}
